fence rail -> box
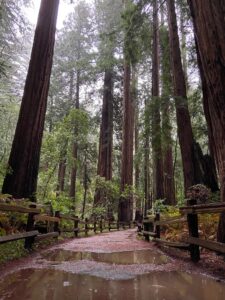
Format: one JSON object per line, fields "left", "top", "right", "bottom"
{"left": 138, "top": 199, "right": 225, "bottom": 262}
{"left": 0, "top": 202, "right": 132, "bottom": 251}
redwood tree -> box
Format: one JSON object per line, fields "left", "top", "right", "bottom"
{"left": 152, "top": 0, "right": 164, "bottom": 200}
{"left": 187, "top": 0, "right": 225, "bottom": 241}
{"left": 118, "top": 62, "right": 134, "bottom": 222}
{"left": 160, "top": 25, "right": 176, "bottom": 205}
{"left": 69, "top": 69, "right": 80, "bottom": 202}
{"left": 94, "top": 69, "right": 113, "bottom": 206}
{"left": 2, "top": 0, "right": 59, "bottom": 200}
{"left": 167, "top": 0, "right": 200, "bottom": 192}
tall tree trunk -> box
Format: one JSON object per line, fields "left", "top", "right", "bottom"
{"left": 94, "top": 69, "right": 113, "bottom": 206}
{"left": 69, "top": 70, "right": 80, "bottom": 203}
{"left": 187, "top": 0, "right": 225, "bottom": 241}
{"left": 179, "top": 3, "right": 188, "bottom": 86}
{"left": 118, "top": 62, "right": 134, "bottom": 222}
{"left": 2, "top": 0, "right": 59, "bottom": 200}
{"left": 160, "top": 25, "right": 176, "bottom": 205}
{"left": 152, "top": 0, "right": 164, "bottom": 200}
{"left": 167, "top": 0, "right": 202, "bottom": 193}
{"left": 134, "top": 73, "right": 140, "bottom": 192}
{"left": 144, "top": 97, "right": 151, "bottom": 214}
{"left": 194, "top": 41, "right": 219, "bottom": 193}
{"left": 81, "top": 147, "right": 88, "bottom": 219}
{"left": 57, "top": 159, "right": 66, "bottom": 192}
{"left": 132, "top": 65, "right": 141, "bottom": 215}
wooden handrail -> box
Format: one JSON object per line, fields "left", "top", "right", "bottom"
{"left": 0, "top": 231, "right": 39, "bottom": 244}
{"left": 0, "top": 203, "right": 41, "bottom": 214}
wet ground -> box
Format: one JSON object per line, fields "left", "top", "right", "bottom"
{"left": 0, "top": 229, "right": 225, "bottom": 299}
{"left": 1, "top": 268, "right": 225, "bottom": 300}
{"left": 41, "top": 248, "right": 168, "bottom": 265}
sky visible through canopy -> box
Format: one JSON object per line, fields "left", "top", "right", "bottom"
{"left": 24, "top": 0, "right": 72, "bottom": 29}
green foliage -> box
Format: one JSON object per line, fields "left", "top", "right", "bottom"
{"left": 148, "top": 199, "right": 180, "bottom": 216}
{"left": 0, "top": 240, "right": 28, "bottom": 263}
{"left": 122, "top": 1, "right": 152, "bottom": 64}
{"left": 188, "top": 87, "right": 208, "bottom": 151}
{"left": 38, "top": 108, "right": 91, "bottom": 200}
{"left": 95, "top": 176, "right": 120, "bottom": 201}
{"left": 94, "top": 176, "right": 120, "bottom": 217}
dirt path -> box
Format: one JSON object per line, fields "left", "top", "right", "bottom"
{"left": 0, "top": 229, "right": 225, "bottom": 280}
{"left": 1, "top": 229, "right": 225, "bottom": 299}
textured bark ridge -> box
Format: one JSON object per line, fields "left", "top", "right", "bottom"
{"left": 152, "top": 0, "right": 164, "bottom": 201}
{"left": 167, "top": 0, "right": 203, "bottom": 193}
{"left": 69, "top": 69, "right": 80, "bottom": 202}
{"left": 2, "top": 0, "right": 59, "bottom": 200}
{"left": 119, "top": 63, "right": 134, "bottom": 222}
{"left": 187, "top": 0, "right": 225, "bottom": 241}
{"left": 94, "top": 69, "right": 113, "bottom": 206}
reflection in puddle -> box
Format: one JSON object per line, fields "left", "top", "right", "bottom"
{"left": 0, "top": 269, "right": 224, "bottom": 300}
{"left": 42, "top": 249, "right": 168, "bottom": 265}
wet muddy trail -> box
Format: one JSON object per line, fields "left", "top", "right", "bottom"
{"left": 0, "top": 229, "right": 225, "bottom": 299}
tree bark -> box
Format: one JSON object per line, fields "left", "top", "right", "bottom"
{"left": 152, "top": 0, "right": 164, "bottom": 200}
{"left": 160, "top": 23, "right": 176, "bottom": 205}
{"left": 2, "top": 0, "right": 59, "bottom": 200}
{"left": 81, "top": 147, "right": 88, "bottom": 219}
{"left": 132, "top": 66, "right": 141, "bottom": 212}
{"left": 167, "top": 0, "right": 200, "bottom": 193}
{"left": 118, "top": 62, "right": 134, "bottom": 222}
{"left": 94, "top": 69, "right": 113, "bottom": 206}
{"left": 69, "top": 69, "right": 80, "bottom": 202}
{"left": 57, "top": 159, "right": 66, "bottom": 192}
{"left": 144, "top": 97, "right": 151, "bottom": 214}
{"left": 187, "top": 0, "right": 225, "bottom": 240}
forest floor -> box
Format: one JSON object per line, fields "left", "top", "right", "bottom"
{"left": 0, "top": 229, "right": 225, "bottom": 299}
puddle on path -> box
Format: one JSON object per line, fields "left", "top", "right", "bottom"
{"left": 0, "top": 268, "right": 224, "bottom": 300}
{"left": 42, "top": 249, "right": 168, "bottom": 265}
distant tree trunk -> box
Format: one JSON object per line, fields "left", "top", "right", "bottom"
{"left": 81, "top": 147, "right": 88, "bottom": 219}
{"left": 94, "top": 69, "right": 113, "bottom": 206}
{"left": 152, "top": 0, "right": 164, "bottom": 200}
{"left": 132, "top": 66, "right": 141, "bottom": 213}
{"left": 187, "top": 0, "right": 225, "bottom": 241}
{"left": 144, "top": 97, "right": 151, "bottom": 214}
{"left": 167, "top": 0, "right": 203, "bottom": 193}
{"left": 118, "top": 62, "right": 134, "bottom": 222}
{"left": 2, "top": 0, "right": 59, "bottom": 200}
{"left": 69, "top": 69, "right": 80, "bottom": 203}
{"left": 134, "top": 74, "right": 140, "bottom": 192}
{"left": 160, "top": 26, "right": 176, "bottom": 205}
{"left": 179, "top": 4, "right": 188, "bottom": 86}
{"left": 57, "top": 159, "right": 66, "bottom": 192}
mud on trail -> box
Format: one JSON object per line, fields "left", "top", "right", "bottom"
{"left": 0, "top": 229, "right": 225, "bottom": 299}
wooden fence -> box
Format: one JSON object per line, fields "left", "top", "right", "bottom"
{"left": 0, "top": 202, "right": 131, "bottom": 250}
{"left": 138, "top": 199, "right": 225, "bottom": 262}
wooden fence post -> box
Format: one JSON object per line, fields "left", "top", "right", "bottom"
{"left": 74, "top": 216, "right": 79, "bottom": 237}
{"left": 85, "top": 218, "right": 88, "bottom": 235}
{"left": 117, "top": 220, "right": 120, "bottom": 231}
{"left": 155, "top": 212, "right": 160, "bottom": 239}
{"left": 54, "top": 211, "right": 60, "bottom": 234}
{"left": 143, "top": 217, "right": 150, "bottom": 241}
{"left": 187, "top": 199, "right": 200, "bottom": 262}
{"left": 100, "top": 216, "right": 103, "bottom": 233}
{"left": 94, "top": 217, "right": 97, "bottom": 233}
{"left": 24, "top": 204, "right": 38, "bottom": 250}
{"left": 108, "top": 220, "right": 111, "bottom": 231}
